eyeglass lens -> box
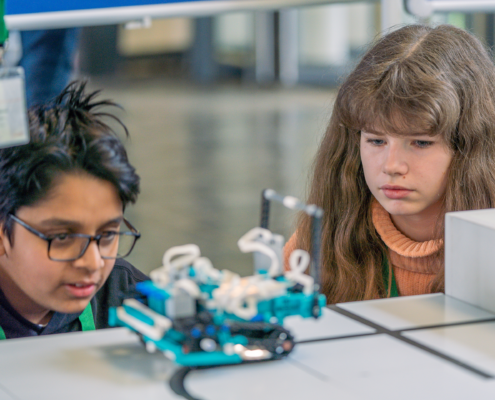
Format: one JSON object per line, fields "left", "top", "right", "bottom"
{"left": 48, "top": 221, "right": 138, "bottom": 261}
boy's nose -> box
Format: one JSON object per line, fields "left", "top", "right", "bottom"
{"left": 383, "top": 144, "right": 408, "bottom": 176}
{"left": 73, "top": 241, "right": 105, "bottom": 272}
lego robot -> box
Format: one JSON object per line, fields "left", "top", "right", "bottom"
{"left": 109, "top": 189, "right": 326, "bottom": 367}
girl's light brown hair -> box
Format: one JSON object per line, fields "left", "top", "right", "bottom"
{"left": 296, "top": 24, "right": 495, "bottom": 303}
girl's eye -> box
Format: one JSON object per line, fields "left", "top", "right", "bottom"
{"left": 366, "top": 139, "right": 385, "bottom": 146}
{"left": 413, "top": 140, "right": 434, "bottom": 148}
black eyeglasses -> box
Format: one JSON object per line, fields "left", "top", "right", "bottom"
{"left": 9, "top": 214, "right": 141, "bottom": 262}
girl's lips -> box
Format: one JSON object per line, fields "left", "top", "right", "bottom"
{"left": 381, "top": 187, "right": 413, "bottom": 199}
{"left": 65, "top": 283, "right": 97, "bottom": 298}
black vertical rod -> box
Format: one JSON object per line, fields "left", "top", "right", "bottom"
{"left": 310, "top": 213, "right": 322, "bottom": 289}
{"left": 257, "top": 189, "right": 324, "bottom": 317}
{"left": 260, "top": 189, "right": 271, "bottom": 229}
{"left": 310, "top": 209, "right": 323, "bottom": 318}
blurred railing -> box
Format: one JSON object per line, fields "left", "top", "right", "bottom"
{"left": 6, "top": 0, "right": 379, "bottom": 30}
{"left": 406, "top": 0, "right": 495, "bottom": 19}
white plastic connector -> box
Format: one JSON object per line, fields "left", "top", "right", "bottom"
{"left": 163, "top": 244, "right": 201, "bottom": 271}
{"left": 149, "top": 268, "right": 170, "bottom": 287}
{"left": 286, "top": 249, "right": 314, "bottom": 295}
{"left": 237, "top": 228, "right": 280, "bottom": 276}
{"left": 282, "top": 196, "right": 299, "bottom": 210}
{"left": 193, "top": 257, "right": 222, "bottom": 284}
{"left": 174, "top": 278, "right": 201, "bottom": 299}
{"left": 118, "top": 299, "right": 172, "bottom": 341}
{"left": 150, "top": 244, "right": 201, "bottom": 286}
{"left": 213, "top": 274, "right": 286, "bottom": 320}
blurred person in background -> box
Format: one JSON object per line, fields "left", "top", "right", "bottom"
{"left": 4, "top": 28, "right": 81, "bottom": 107}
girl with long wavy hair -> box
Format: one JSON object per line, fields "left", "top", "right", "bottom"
{"left": 288, "top": 24, "right": 495, "bottom": 304}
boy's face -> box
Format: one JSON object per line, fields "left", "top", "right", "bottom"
{"left": 0, "top": 173, "right": 123, "bottom": 322}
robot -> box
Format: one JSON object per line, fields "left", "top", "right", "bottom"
{"left": 109, "top": 189, "right": 326, "bottom": 367}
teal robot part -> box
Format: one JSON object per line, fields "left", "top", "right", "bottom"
{"left": 109, "top": 189, "right": 325, "bottom": 367}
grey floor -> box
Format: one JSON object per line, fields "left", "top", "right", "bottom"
{"left": 89, "top": 78, "right": 336, "bottom": 276}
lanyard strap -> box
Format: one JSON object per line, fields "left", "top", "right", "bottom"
{"left": 78, "top": 302, "right": 96, "bottom": 332}
{"left": 382, "top": 254, "right": 399, "bottom": 298}
{"left": 0, "top": 303, "right": 95, "bottom": 340}
{"left": 0, "top": 0, "right": 7, "bottom": 46}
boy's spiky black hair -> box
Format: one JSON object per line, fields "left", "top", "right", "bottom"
{"left": 0, "top": 81, "right": 140, "bottom": 241}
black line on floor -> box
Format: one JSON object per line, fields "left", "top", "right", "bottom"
{"left": 397, "top": 317, "right": 495, "bottom": 333}
{"left": 328, "top": 305, "right": 391, "bottom": 333}
{"left": 287, "top": 357, "right": 330, "bottom": 382}
{"left": 329, "top": 305, "right": 493, "bottom": 379}
{"left": 169, "top": 367, "right": 202, "bottom": 400}
{"left": 295, "top": 331, "right": 376, "bottom": 345}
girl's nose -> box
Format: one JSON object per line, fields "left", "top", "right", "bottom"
{"left": 383, "top": 143, "right": 408, "bottom": 176}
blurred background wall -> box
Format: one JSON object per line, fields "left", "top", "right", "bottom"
{"left": 13, "top": 0, "right": 495, "bottom": 275}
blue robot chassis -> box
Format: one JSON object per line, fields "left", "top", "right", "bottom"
{"left": 109, "top": 189, "right": 326, "bottom": 367}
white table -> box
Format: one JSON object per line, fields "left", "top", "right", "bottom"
{"left": 338, "top": 293, "right": 495, "bottom": 330}
{"left": 2, "top": 293, "right": 495, "bottom": 400}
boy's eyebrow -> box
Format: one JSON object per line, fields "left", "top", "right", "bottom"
{"left": 38, "top": 216, "right": 124, "bottom": 229}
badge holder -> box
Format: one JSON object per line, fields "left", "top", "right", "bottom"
{"left": 0, "top": 0, "right": 29, "bottom": 149}
{"left": 0, "top": 67, "right": 29, "bottom": 148}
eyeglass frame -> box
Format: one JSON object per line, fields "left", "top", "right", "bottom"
{"left": 8, "top": 214, "right": 141, "bottom": 262}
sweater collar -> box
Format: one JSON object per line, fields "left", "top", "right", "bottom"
{"left": 371, "top": 199, "right": 442, "bottom": 258}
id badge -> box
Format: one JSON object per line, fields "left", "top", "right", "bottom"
{"left": 0, "top": 67, "right": 29, "bottom": 148}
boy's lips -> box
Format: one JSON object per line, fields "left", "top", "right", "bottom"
{"left": 65, "top": 281, "right": 98, "bottom": 298}
{"left": 380, "top": 185, "right": 413, "bottom": 199}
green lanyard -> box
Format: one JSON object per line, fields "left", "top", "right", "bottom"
{"left": 0, "top": 0, "right": 8, "bottom": 46}
{"left": 382, "top": 255, "right": 399, "bottom": 298}
{"left": 0, "top": 302, "right": 95, "bottom": 340}
{"left": 78, "top": 302, "right": 96, "bottom": 332}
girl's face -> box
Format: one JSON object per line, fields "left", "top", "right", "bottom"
{"left": 360, "top": 129, "right": 453, "bottom": 219}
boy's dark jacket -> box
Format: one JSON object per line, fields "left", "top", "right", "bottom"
{"left": 0, "top": 259, "right": 149, "bottom": 339}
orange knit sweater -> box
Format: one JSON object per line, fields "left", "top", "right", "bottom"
{"left": 371, "top": 200, "right": 442, "bottom": 296}
{"left": 284, "top": 201, "right": 443, "bottom": 297}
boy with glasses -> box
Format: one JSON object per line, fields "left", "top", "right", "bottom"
{"left": 0, "top": 82, "right": 147, "bottom": 339}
